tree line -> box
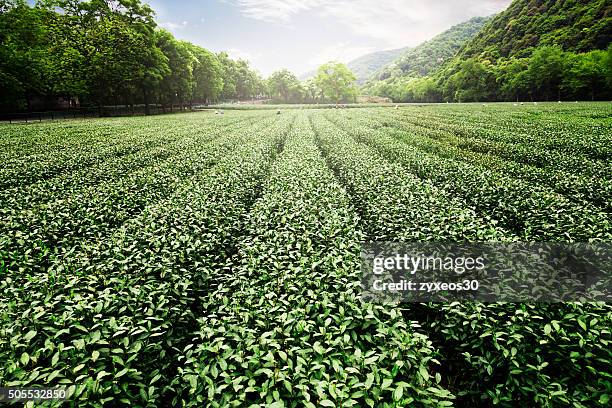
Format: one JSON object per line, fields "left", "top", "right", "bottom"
{"left": 0, "top": 0, "right": 359, "bottom": 113}
{"left": 0, "top": 0, "right": 270, "bottom": 113}
{"left": 267, "top": 63, "right": 357, "bottom": 105}
{"left": 3, "top": 0, "right": 610, "bottom": 111}
{"left": 365, "top": 45, "right": 612, "bottom": 103}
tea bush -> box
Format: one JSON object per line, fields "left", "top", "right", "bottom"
{"left": 0, "top": 104, "right": 610, "bottom": 407}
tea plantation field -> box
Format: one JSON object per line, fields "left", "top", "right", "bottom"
{"left": 1, "top": 103, "right": 611, "bottom": 407}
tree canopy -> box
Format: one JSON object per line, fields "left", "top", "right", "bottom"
{"left": 265, "top": 63, "right": 358, "bottom": 105}
{"left": 314, "top": 62, "right": 357, "bottom": 104}
{"left": 267, "top": 69, "right": 302, "bottom": 104}
{"left": 0, "top": 0, "right": 264, "bottom": 112}
{"left": 0, "top": 1, "right": 361, "bottom": 111}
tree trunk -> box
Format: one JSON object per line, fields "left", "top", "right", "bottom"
{"left": 143, "top": 88, "right": 150, "bottom": 115}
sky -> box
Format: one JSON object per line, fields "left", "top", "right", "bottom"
{"left": 148, "top": 0, "right": 513, "bottom": 77}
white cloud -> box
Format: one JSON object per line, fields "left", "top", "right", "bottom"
{"left": 232, "top": 0, "right": 323, "bottom": 23}
{"left": 159, "top": 20, "right": 189, "bottom": 30}
{"left": 308, "top": 43, "right": 377, "bottom": 67}
{"left": 227, "top": 48, "right": 262, "bottom": 62}
{"left": 231, "top": 0, "right": 511, "bottom": 47}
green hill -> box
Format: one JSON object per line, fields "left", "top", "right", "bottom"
{"left": 347, "top": 47, "right": 411, "bottom": 84}
{"left": 373, "top": 16, "right": 491, "bottom": 82}
{"left": 460, "top": 0, "right": 612, "bottom": 59}
{"left": 365, "top": 0, "right": 611, "bottom": 103}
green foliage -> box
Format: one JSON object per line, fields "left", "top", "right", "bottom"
{"left": 0, "top": 0, "right": 263, "bottom": 112}
{"left": 314, "top": 62, "right": 358, "bottom": 104}
{"left": 370, "top": 44, "right": 612, "bottom": 103}
{"left": 366, "top": 0, "right": 612, "bottom": 103}
{"left": 375, "top": 17, "right": 491, "bottom": 82}
{"left": 303, "top": 78, "right": 323, "bottom": 103}
{"left": 173, "top": 115, "right": 453, "bottom": 406}
{"left": 0, "top": 0, "right": 52, "bottom": 110}
{"left": 332, "top": 106, "right": 611, "bottom": 242}
{"left": 187, "top": 44, "right": 224, "bottom": 104}
{"left": 347, "top": 47, "right": 411, "bottom": 85}
{"left": 362, "top": 17, "right": 490, "bottom": 101}
{"left": 311, "top": 115, "right": 508, "bottom": 242}
{"left": 563, "top": 48, "right": 610, "bottom": 100}
{"left": 267, "top": 69, "right": 303, "bottom": 104}
{"left": 0, "top": 99, "right": 610, "bottom": 406}
{"left": 267, "top": 62, "right": 358, "bottom": 105}
{"left": 156, "top": 30, "right": 194, "bottom": 106}
{"left": 414, "top": 302, "right": 612, "bottom": 407}
{"left": 443, "top": 58, "right": 496, "bottom": 102}
{"left": 0, "top": 111, "right": 287, "bottom": 405}
{"left": 460, "top": 0, "right": 612, "bottom": 59}
{"left": 217, "top": 52, "right": 264, "bottom": 101}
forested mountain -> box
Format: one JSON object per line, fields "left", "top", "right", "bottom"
{"left": 366, "top": 0, "right": 612, "bottom": 103}
{"left": 460, "top": 0, "right": 612, "bottom": 59}
{"left": 304, "top": 16, "right": 489, "bottom": 86}
{"left": 372, "top": 16, "right": 491, "bottom": 82}
{"left": 346, "top": 46, "right": 410, "bottom": 84}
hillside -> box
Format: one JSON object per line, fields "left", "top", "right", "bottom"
{"left": 365, "top": 0, "right": 611, "bottom": 103}
{"left": 371, "top": 16, "right": 491, "bottom": 82}
{"left": 300, "top": 46, "right": 410, "bottom": 84}
{"left": 460, "top": 0, "right": 612, "bottom": 59}
{"left": 346, "top": 46, "right": 411, "bottom": 84}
